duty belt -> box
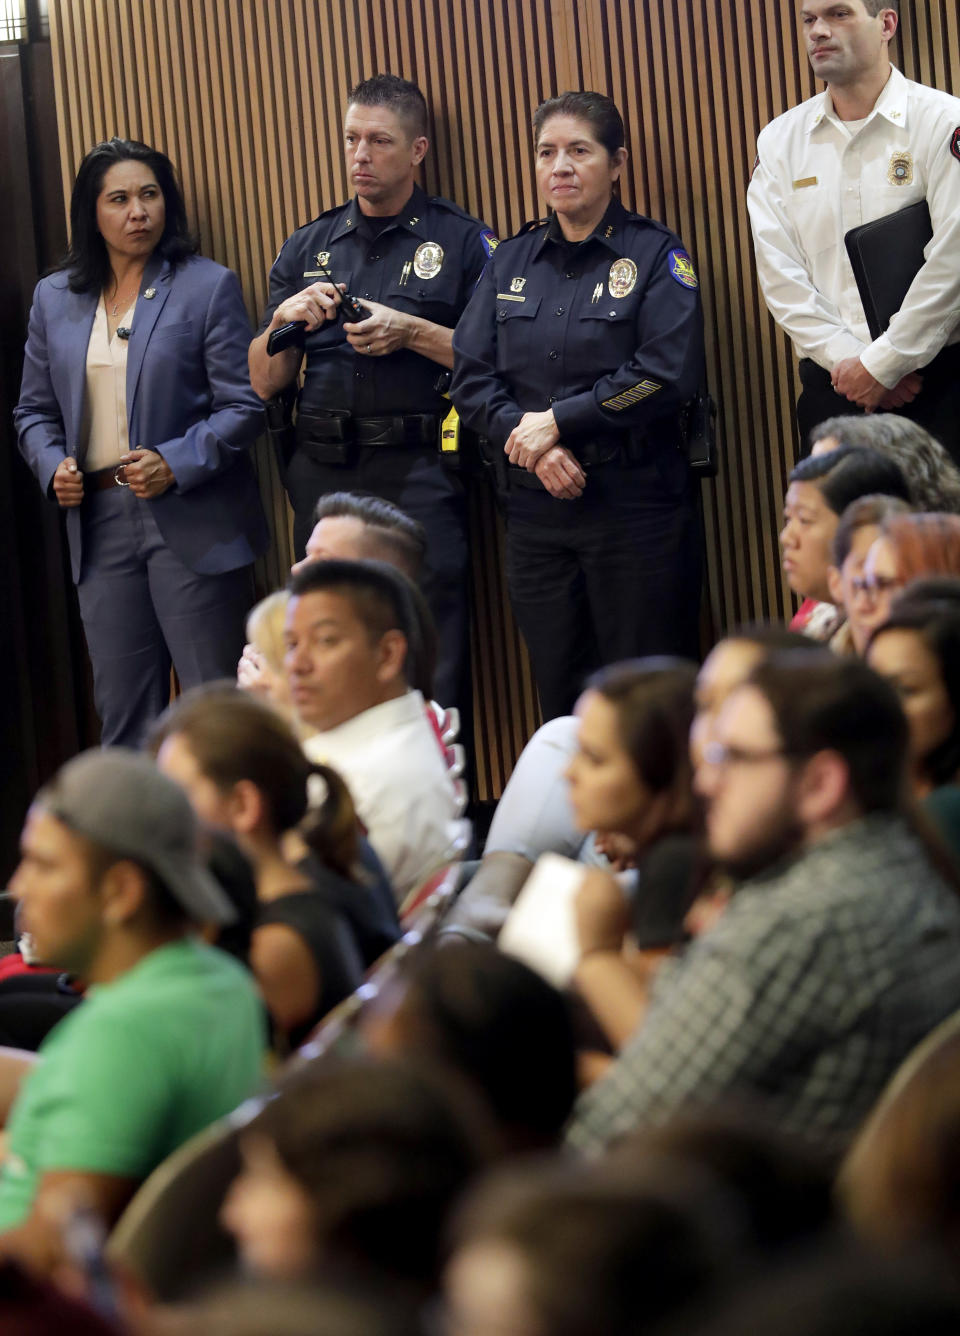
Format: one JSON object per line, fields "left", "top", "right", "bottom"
{"left": 297, "top": 409, "right": 438, "bottom": 450}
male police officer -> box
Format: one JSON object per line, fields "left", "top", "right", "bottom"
{"left": 250, "top": 74, "right": 496, "bottom": 710}
{"left": 747, "top": 1, "right": 960, "bottom": 456}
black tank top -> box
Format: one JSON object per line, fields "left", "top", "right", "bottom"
{"left": 256, "top": 892, "right": 364, "bottom": 1047}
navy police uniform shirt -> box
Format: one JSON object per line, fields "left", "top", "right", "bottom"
{"left": 451, "top": 196, "right": 704, "bottom": 451}
{"left": 259, "top": 184, "right": 496, "bottom": 418}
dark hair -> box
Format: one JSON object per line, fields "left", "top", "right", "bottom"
{"left": 863, "top": 0, "right": 898, "bottom": 15}
{"left": 347, "top": 74, "right": 428, "bottom": 139}
{"left": 287, "top": 558, "right": 416, "bottom": 681}
{"left": 449, "top": 1158, "right": 728, "bottom": 1336}
{"left": 314, "top": 492, "right": 427, "bottom": 581}
{"left": 748, "top": 652, "right": 908, "bottom": 814}
{"left": 812, "top": 414, "right": 960, "bottom": 514}
{"left": 869, "top": 587, "right": 960, "bottom": 787}
{"left": 533, "top": 90, "right": 625, "bottom": 157}
{"left": 147, "top": 685, "right": 358, "bottom": 878}
{"left": 789, "top": 446, "right": 911, "bottom": 517}
{"left": 246, "top": 1056, "right": 493, "bottom": 1291}
{"left": 375, "top": 942, "right": 577, "bottom": 1151}
{"left": 586, "top": 659, "right": 698, "bottom": 833}
{"left": 615, "top": 1111, "right": 835, "bottom": 1259}
{"left": 832, "top": 493, "right": 911, "bottom": 568}
{"left": 61, "top": 137, "right": 197, "bottom": 294}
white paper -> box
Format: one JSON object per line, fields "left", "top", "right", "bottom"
{"left": 498, "top": 852, "right": 586, "bottom": 988}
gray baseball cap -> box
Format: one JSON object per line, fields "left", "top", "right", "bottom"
{"left": 36, "top": 748, "right": 236, "bottom": 926}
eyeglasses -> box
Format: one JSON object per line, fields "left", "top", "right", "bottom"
{"left": 702, "top": 741, "right": 790, "bottom": 768}
{"left": 850, "top": 574, "right": 902, "bottom": 597}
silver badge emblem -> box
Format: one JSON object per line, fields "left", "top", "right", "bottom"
{"left": 413, "top": 241, "right": 444, "bottom": 280}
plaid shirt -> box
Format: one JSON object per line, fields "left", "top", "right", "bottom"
{"left": 567, "top": 813, "right": 960, "bottom": 1159}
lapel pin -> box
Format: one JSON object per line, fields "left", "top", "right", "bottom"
{"left": 144, "top": 288, "right": 156, "bottom": 299}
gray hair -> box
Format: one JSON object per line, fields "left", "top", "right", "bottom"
{"left": 812, "top": 415, "right": 960, "bottom": 515}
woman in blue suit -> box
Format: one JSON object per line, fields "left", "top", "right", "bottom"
{"left": 15, "top": 138, "right": 269, "bottom": 746}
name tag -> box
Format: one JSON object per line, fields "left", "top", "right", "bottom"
{"left": 496, "top": 293, "right": 526, "bottom": 302}
{"left": 302, "top": 270, "right": 325, "bottom": 278}
{"left": 792, "top": 176, "right": 818, "bottom": 190}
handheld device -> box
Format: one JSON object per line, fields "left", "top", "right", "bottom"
{"left": 266, "top": 265, "right": 372, "bottom": 356}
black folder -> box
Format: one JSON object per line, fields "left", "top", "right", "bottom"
{"left": 844, "top": 199, "right": 933, "bottom": 341}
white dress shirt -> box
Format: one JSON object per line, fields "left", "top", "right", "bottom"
{"left": 303, "top": 690, "right": 461, "bottom": 903}
{"left": 747, "top": 66, "right": 960, "bottom": 388}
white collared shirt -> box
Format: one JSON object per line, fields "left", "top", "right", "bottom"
{"left": 303, "top": 690, "right": 461, "bottom": 903}
{"left": 747, "top": 66, "right": 960, "bottom": 387}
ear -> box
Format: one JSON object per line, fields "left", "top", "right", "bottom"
{"left": 410, "top": 135, "right": 429, "bottom": 167}
{"left": 795, "top": 749, "right": 851, "bottom": 828}
{"left": 228, "top": 779, "right": 267, "bottom": 837}
{"left": 880, "top": 8, "right": 898, "bottom": 43}
{"left": 100, "top": 860, "right": 150, "bottom": 928}
{"left": 375, "top": 629, "right": 409, "bottom": 685}
{"left": 611, "top": 146, "right": 628, "bottom": 181}
{"left": 826, "top": 563, "right": 844, "bottom": 610}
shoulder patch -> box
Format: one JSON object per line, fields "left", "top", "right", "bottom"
{"left": 951, "top": 128, "right": 960, "bottom": 163}
{"left": 480, "top": 229, "right": 499, "bottom": 257}
{"left": 668, "top": 249, "right": 698, "bottom": 290}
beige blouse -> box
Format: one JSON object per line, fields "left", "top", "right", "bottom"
{"left": 82, "top": 294, "right": 137, "bottom": 472}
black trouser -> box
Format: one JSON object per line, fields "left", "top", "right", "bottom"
{"left": 505, "top": 452, "right": 702, "bottom": 721}
{"left": 284, "top": 444, "right": 470, "bottom": 716}
{"left": 796, "top": 343, "right": 960, "bottom": 461}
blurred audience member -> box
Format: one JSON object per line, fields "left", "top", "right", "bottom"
{"left": 827, "top": 495, "right": 912, "bottom": 655}
{"left": 866, "top": 581, "right": 960, "bottom": 863}
{"left": 150, "top": 687, "right": 378, "bottom": 1048}
{"left": 444, "top": 1156, "right": 730, "bottom": 1336}
{"left": 567, "top": 660, "right": 700, "bottom": 1051}
{"left": 780, "top": 446, "right": 910, "bottom": 639}
{"left": 682, "top": 1247, "right": 960, "bottom": 1336}
{"left": 286, "top": 560, "right": 460, "bottom": 904}
{"left": 857, "top": 512, "right": 960, "bottom": 645}
{"left": 0, "top": 750, "right": 265, "bottom": 1273}
{"left": 220, "top": 1057, "right": 493, "bottom": 1297}
{"left": 567, "top": 654, "right": 960, "bottom": 1160}
{"left": 811, "top": 414, "right": 960, "bottom": 514}
{"left": 362, "top": 942, "right": 577, "bottom": 1152}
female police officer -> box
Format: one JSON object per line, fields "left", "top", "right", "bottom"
{"left": 452, "top": 92, "right": 704, "bottom": 719}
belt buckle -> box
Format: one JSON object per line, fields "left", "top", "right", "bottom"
{"left": 113, "top": 465, "right": 129, "bottom": 487}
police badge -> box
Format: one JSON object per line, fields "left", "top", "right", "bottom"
{"left": 413, "top": 242, "right": 444, "bottom": 279}
{"left": 608, "top": 258, "right": 638, "bottom": 298}
{"left": 315, "top": 252, "right": 331, "bottom": 268}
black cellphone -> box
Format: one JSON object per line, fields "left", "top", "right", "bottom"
{"left": 266, "top": 266, "right": 372, "bottom": 357}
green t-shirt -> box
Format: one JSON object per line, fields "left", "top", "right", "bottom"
{"left": 0, "top": 938, "right": 266, "bottom": 1231}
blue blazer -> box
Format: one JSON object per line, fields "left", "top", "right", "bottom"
{"left": 15, "top": 252, "right": 270, "bottom": 582}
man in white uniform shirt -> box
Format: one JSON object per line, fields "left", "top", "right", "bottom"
{"left": 747, "top": 1, "right": 960, "bottom": 456}
{"left": 284, "top": 557, "right": 459, "bottom": 904}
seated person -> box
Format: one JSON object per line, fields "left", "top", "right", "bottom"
{"left": 780, "top": 446, "right": 910, "bottom": 640}
{"left": 285, "top": 559, "right": 461, "bottom": 904}
{"left": 857, "top": 512, "right": 960, "bottom": 646}
{"left": 151, "top": 687, "right": 381, "bottom": 1050}
{"left": 240, "top": 491, "right": 427, "bottom": 698}
{"left": 567, "top": 654, "right": 960, "bottom": 1162}
{"left": 825, "top": 495, "right": 911, "bottom": 656}
{"left": 444, "top": 1156, "right": 727, "bottom": 1336}
{"left": 219, "top": 1056, "right": 493, "bottom": 1298}
{"left": 567, "top": 660, "right": 701, "bottom": 1052}
{"left": 0, "top": 750, "right": 265, "bottom": 1273}
{"left": 810, "top": 414, "right": 960, "bottom": 515}
{"left": 866, "top": 580, "right": 960, "bottom": 865}
{"left": 361, "top": 942, "right": 577, "bottom": 1153}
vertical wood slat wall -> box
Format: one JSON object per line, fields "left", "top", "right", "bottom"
{"left": 47, "top": 1, "right": 959, "bottom": 797}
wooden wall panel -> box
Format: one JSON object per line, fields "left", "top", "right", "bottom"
{"left": 45, "top": 0, "right": 960, "bottom": 798}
